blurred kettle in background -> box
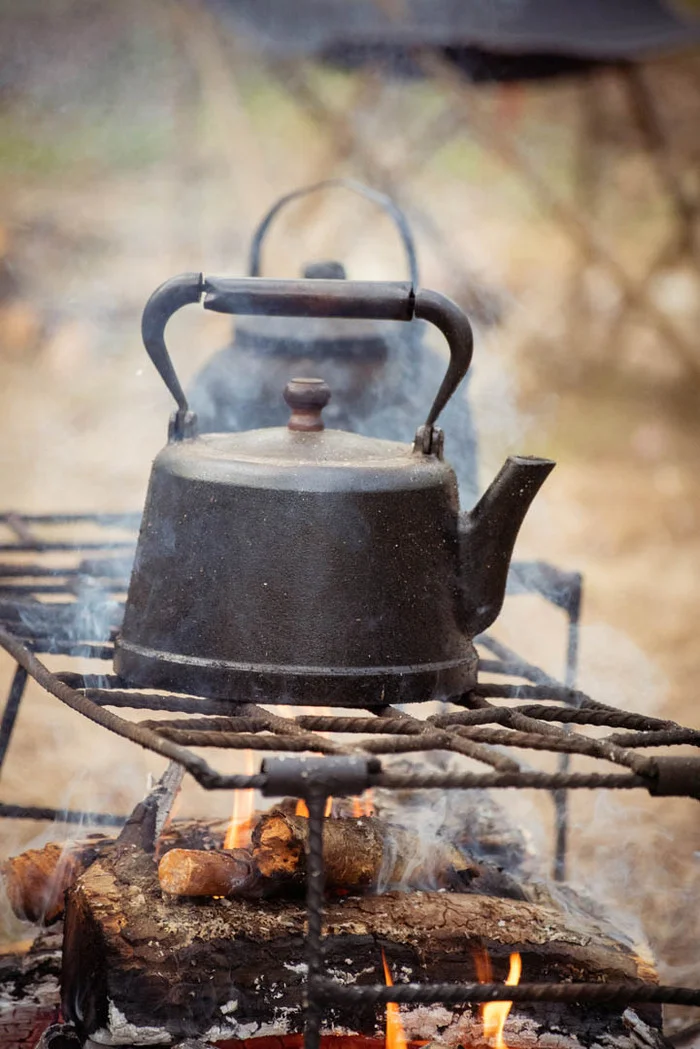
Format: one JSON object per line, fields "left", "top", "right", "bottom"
{"left": 187, "top": 179, "right": 480, "bottom": 504}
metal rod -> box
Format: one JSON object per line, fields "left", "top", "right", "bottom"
{"left": 313, "top": 978, "right": 700, "bottom": 1008}
{"left": 0, "top": 665, "right": 27, "bottom": 775}
{"left": 553, "top": 574, "right": 583, "bottom": 881}
{"left": 0, "top": 512, "right": 140, "bottom": 526}
{"left": 0, "top": 542, "right": 135, "bottom": 552}
{"left": 304, "top": 788, "right": 327, "bottom": 1049}
{"left": 0, "top": 802, "right": 126, "bottom": 825}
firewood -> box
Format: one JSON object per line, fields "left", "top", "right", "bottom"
{"left": 157, "top": 848, "right": 256, "bottom": 897}
{"left": 1, "top": 838, "right": 108, "bottom": 925}
{"left": 251, "top": 811, "right": 482, "bottom": 891}
{"left": 62, "top": 843, "right": 662, "bottom": 1046}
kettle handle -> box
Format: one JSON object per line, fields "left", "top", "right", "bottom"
{"left": 141, "top": 274, "right": 473, "bottom": 446}
{"left": 248, "top": 178, "right": 419, "bottom": 288}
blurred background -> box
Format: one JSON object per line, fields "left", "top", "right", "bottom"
{"left": 0, "top": 0, "right": 700, "bottom": 1028}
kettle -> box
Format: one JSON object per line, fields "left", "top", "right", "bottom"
{"left": 114, "top": 274, "right": 553, "bottom": 706}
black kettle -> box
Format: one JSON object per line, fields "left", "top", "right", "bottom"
{"left": 114, "top": 273, "right": 553, "bottom": 706}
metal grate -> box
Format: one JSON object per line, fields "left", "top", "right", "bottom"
{"left": 1, "top": 513, "right": 698, "bottom": 806}
{"left": 2, "top": 512, "right": 700, "bottom": 1044}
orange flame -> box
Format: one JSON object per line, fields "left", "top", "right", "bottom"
{"left": 479, "top": 951, "right": 522, "bottom": 1049}
{"left": 381, "top": 950, "right": 408, "bottom": 1049}
{"left": 351, "top": 791, "right": 375, "bottom": 818}
{"left": 295, "top": 797, "right": 333, "bottom": 818}
{"left": 224, "top": 752, "right": 256, "bottom": 850}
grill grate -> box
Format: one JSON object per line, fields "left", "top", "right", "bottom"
{"left": 1, "top": 512, "right": 700, "bottom": 1044}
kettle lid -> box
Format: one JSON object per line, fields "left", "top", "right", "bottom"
{"left": 158, "top": 376, "right": 455, "bottom": 493}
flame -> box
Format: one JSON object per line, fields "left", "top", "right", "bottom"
{"left": 351, "top": 791, "right": 375, "bottom": 818}
{"left": 381, "top": 950, "right": 408, "bottom": 1049}
{"left": 224, "top": 752, "right": 256, "bottom": 850}
{"left": 480, "top": 951, "right": 522, "bottom": 1049}
{"left": 295, "top": 797, "right": 333, "bottom": 818}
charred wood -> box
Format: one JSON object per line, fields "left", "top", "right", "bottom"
{"left": 62, "top": 842, "right": 660, "bottom": 1046}
{"left": 251, "top": 812, "right": 478, "bottom": 891}
{"left": 0, "top": 925, "right": 62, "bottom": 1049}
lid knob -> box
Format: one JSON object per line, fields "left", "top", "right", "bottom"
{"left": 284, "top": 377, "right": 331, "bottom": 432}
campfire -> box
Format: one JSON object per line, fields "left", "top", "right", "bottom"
{"left": 0, "top": 749, "right": 685, "bottom": 1049}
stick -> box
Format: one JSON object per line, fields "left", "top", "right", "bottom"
{"left": 157, "top": 847, "right": 257, "bottom": 897}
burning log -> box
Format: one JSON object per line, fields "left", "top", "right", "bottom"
{"left": 62, "top": 839, "right": 661, "bottom": 1046}
{"left": 1, "top": 838, "right": 109, "bottom": 925}
{"left": 251, "top": 812, "right": 478, "bottom": 890}
{"left": 158, "top": 847, "right": 257, "bottom": 897}
{"left": 155, "top": 813, "right": 531, "bottom": 899}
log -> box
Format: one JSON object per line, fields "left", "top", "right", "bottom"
{"left": 62, "top": 842, "right": 661, "bottom": 1047}
{"left": 0, "top": 814, "right": 233, "bottom": 927}
{"left": 1, "top": 764, "right": 183, "bottom": 927}
{"left": 158, "top": 848, "right": 257, "bottom": 897}
{"left": 251, "top": 813, "right": 480, "bottom": 891}
{"left": 1, "top": 838, "right": 108, "bottom": 925}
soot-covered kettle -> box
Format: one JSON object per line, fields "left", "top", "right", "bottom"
{"left": 114, "top": 274, "right": 553, "bottom": 705}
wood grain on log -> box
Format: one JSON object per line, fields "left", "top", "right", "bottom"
{"left": 62, "top": 843, "right": 660, "bottom": 1047}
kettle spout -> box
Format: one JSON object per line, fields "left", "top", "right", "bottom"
{"left": 459, "top": 455, "right": 555, "bottom": 636}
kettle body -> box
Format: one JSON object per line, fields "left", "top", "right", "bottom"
{"left": 116, "top": 422, "right": 476, "bottom": 704}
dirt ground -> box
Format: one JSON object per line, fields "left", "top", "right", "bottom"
{"left": 0, "top": 1, "right": 699, "bottom": 1028}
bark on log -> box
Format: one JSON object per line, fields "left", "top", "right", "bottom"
{"left": 251, "top": 813, "right": 480, "bottom": 891}
{"left": 1, "top": 838, "right": 109, "bottom": 925}
{"left": 63, "top": 843, "right": 660, "bottom": 1047}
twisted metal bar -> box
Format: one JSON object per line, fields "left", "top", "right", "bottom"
{"left": 373, "top": 703, "right": 521, "bottom": 772}
{"left": 435, "top": 703, "right": 680, "bottom": 733}
{"left": 448, "top": 723, "right": 657, "bottom": 776}
{"left": 607, "top": 728, "right": 700, "bottom": 748}
{"left": 154, "top": 728, "right": 341, "bottom": 752}
{"left": 305, "top": 790, "right": 327, "bottom": 1049}
{"left": 0, "top": 628, "right": 263, "bottom": 791}
{"left": 312, "top": 978, "right": 700, "bottom": 1008}
{"left": 375, "top": 769, "right": 648, "bottom": 791}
